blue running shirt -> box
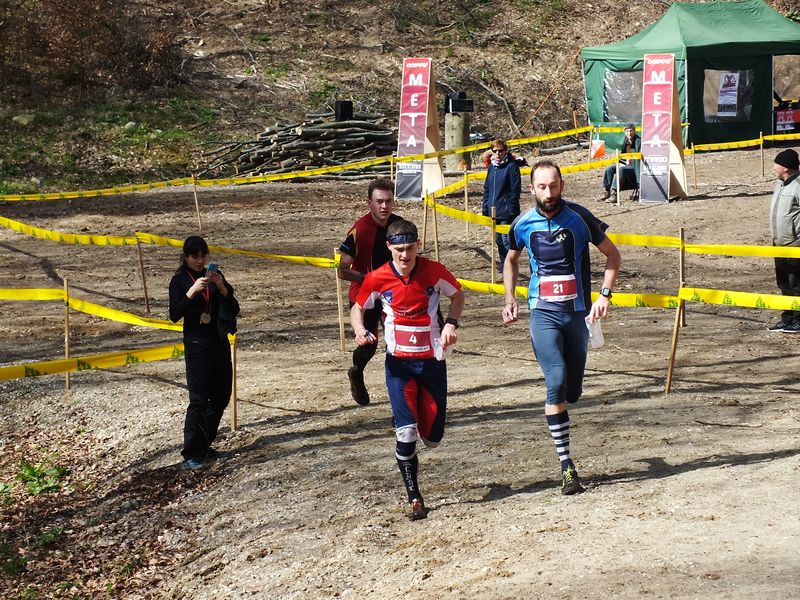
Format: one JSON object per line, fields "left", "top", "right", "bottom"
{"left": 508, "top": 201, "right": 608, "bottom": 312}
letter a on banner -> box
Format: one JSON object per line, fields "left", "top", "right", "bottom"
{"left": 395, "top": 58, "right": 445, "bottom": 201}
{"left": 640, "top": 53, "right": 688, "bottom": 203}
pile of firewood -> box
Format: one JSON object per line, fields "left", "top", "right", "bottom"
{"left": 202, "top": 112, "right": 397, "bottom": 179}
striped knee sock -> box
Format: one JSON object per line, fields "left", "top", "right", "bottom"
{"left": 546, "top": 411, "right": 574, "bottom": 471}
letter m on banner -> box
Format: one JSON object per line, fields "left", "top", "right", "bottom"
{"left": 395, "top": 58, "right": 444, "bottom": 201}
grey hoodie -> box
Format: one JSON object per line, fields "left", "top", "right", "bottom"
{"left": 770, "top": 171, "right": 800, "bottom": 247}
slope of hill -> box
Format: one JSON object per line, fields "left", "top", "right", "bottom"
{"left": 0, "top": 0, "right": 797, "bottom": 190}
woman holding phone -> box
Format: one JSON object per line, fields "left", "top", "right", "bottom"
{"left": 169, "top": 235, "right": 240, "bottom": 470}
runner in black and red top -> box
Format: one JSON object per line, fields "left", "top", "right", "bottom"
{"left": 351, "top": 219, "right": 465, "bottom": 521}
{"left": 338, "top": 178, "right": 402, "bottom": 406}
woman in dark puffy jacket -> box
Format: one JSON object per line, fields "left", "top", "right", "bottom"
{"left": 169, "top": 235, "right": 239, "bottom": 471}
{"left": 482, "top": 138, "right": 522, "bottom": 268}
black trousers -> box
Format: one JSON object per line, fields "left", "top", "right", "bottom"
{"left": 775, "top": 257, "right": 800, "bottom": 324}
{"left": 182, "top": 336, "right": 233, "bottom": 460}
{"left": 352, "top": 303, "right": 383, "bottom": 371}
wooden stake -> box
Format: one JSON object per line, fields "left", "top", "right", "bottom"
{"left": 588, "top": 128, "right": 593, "bottom": 163}
{"left": 334, "top": 248, "right": 346, "bottom": 352}
{"left": 491, "top": 206, "right": 497, "bottom": 285}
{"left": 421, "top": 197, "right": 428, "bottom": 251}
{"left": 432, "top": 193, "right": 440, "bottom": 262}
{"left": 64, "top": 277, "right": 71, "bottom": 390}
{"left": 463, "top": 168, "right": 470, "bottom": 236}
{"left": 691, "top": 143, "right": 697, "bottom": 190}
{"left": 136, "top": 238, "right": 150, "bottom": 314}
{"left": 679, "top": 227, "right": 686, "bottom": 327}
{"left": 230, "top": 335, "right": 238, "bottom": 431}
{"left": 192, "top": 175, "right": 203, "bottom": 231}
{"left": 390, "top": 154, "right": 395, "bottom": 182}
{"left": 664, "top": 299, "right": 684, "bottom": 395}
{"left": 759, "top": 132, "right": 765, "bottom": 178}
{"left": 614, "top": 150, "right": 621, "bottom": 206}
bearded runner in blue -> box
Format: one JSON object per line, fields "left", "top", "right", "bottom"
{"left": 502, "top": 159, "right": 621, "bottom": 496}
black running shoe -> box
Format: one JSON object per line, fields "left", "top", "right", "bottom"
{"left": 409, "top": 498, "right": 428, "bottom": 521}
{"left": 561, "top": 466, "right": 582, "bottom": 495}
{"left": 784, "top": 323, "right": 800, "bottom": 333}
{"left": 768, "top": 321, "right": 792, "bottom": 332}
{"left": 347, "top": 366, "right": 370, "bottom": 406}
{"left": 180, "top": 458, "right": 207, "bottom": 471}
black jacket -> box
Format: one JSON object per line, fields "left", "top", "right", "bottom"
{"left": 482, "top": 157, "right": 522, "bottom": 222}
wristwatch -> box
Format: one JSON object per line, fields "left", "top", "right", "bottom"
{"left": 445, "top": 317, "right": 460, "bottom": 329}
{"left": 600, "top": 287, "right": 613, "bottom": 299}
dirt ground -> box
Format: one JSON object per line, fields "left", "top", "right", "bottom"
{"left": 1, "top": 148, "right": 799, "bottom": 599}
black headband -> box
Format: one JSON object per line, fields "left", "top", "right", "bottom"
{"left": 387, "top": 233, "right": 418, "bottom": 245}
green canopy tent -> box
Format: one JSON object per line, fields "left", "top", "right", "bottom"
{"left": 581, "top": 0, "right": 800, "bottom": 146}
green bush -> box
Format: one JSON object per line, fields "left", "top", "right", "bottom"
{"left": 16, "top": 459, "right": 69, "bottom": 496}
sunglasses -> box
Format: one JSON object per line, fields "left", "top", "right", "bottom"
{"left": 491, "top": 148, "right": 506, "bottom": 153}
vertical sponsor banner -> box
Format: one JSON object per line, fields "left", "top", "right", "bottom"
{"left": 640, "top": 53, "right": 687, "bottom": 203}
{"left": 395, "top": 58, "right": 443, "bottom": 200}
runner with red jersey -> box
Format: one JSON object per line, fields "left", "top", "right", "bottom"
{"left": 351, "top": 219, "right": 465, "bottom": 521}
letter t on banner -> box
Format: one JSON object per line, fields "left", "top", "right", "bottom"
{"left": 395, "top": 58, "right": 444, "bottom": 201}
{"left": 640, "top": 53, "right": 688, "bottom": 203}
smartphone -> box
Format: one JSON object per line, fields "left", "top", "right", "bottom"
{"left": 206, "top": 262, "right": 219, "bottom": 275}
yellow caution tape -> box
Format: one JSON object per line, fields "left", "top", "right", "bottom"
{"left": 693, "top": 138, "right": 762, "bottom": 152}
{"left": 0, "top": 288, "right": 66, "bottom": 301}
{"left": 3, "top": 124, "right": 793, "bottom": 202}
{"left": 134, "top": 232, "right": 338, "bottom": 268}
{"left": 764, "top": 133, "right": 800, "bottom": 142}
{"left": 685, "top": 243, "right": 800, "bottom": 259}
{"left": 0, "top": 287, "right": 181, "bottom": 330}
{"left": 67, "top": 297, "right": 181, "bottom": 331}
{"left": 0, "top": 127, "right": 598, "bottom": 201}
{"left": 0, "top": 215, "right": 138, "bottom": 246}
{"left": 455, "top": 278, "right": 680, "bottom": 309}
{"left": 0, "top": 342, "right": 185, "bottom": 381}
{"left": 608, "top": 233, "right": 682, "bottom": 248}
{"left": 0, "top": 178, "right": 194, "bottom": 202}
{"left": 599, "top": 291, "right": 680, "bottom": 309}
{"left": 680, "top": 287, "right": 800, "bottom": 310}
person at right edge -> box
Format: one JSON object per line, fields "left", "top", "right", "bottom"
{"left": 768, "top": 148, "right": 800, "bottom": 333}
{"left": 502, "top": 160, "right": 621, "bottom": 495}
{"left": 169, "top": 236, "right": 240, "bottom": 471}
{"left": 482, "top": 138, "right": 522, "bottom": 269}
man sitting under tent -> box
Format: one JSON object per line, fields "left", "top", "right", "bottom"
{"left": 598, "top": 124, "right": 641, "bottom": 202}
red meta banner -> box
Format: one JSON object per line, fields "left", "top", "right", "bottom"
{"left": 395, "top": 58, "right": 432, "bottom": 201}
{"left": 639, "top": 53, "right": 675, "bottom": 203}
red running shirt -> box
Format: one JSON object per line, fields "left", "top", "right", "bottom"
{"left": 339, "top": 213, "right": 401, "bottom": 303}
{"left": 356, "top": 256, "right": 461, "bottom": 360}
